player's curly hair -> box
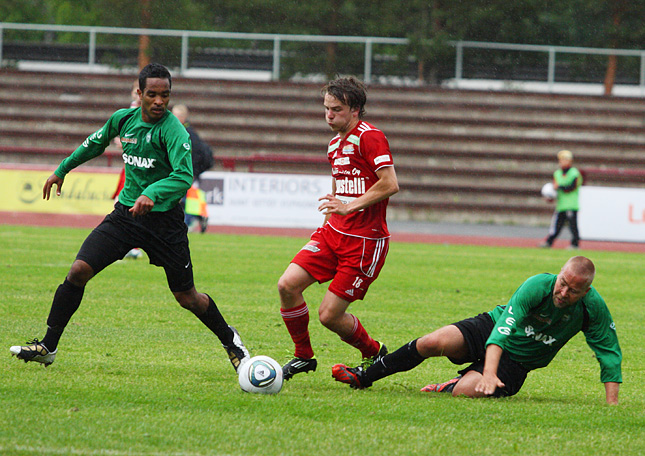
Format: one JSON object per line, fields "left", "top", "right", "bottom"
{"left": 322, "top": 76, "right": 367, "bottom": 118}
{"left": 139, "top": 62, "right": 172, "bottom": 92}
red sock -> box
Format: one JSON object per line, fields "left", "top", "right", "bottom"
{"left": 281, "top": 302, "right": 314, "bottom": 359}
{"left": 341, "top": 315, "right": 379, "bottom": 359}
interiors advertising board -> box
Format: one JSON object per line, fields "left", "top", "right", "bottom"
{"left": 579, "top": 186, "right": 645, "bottom": 243}
{"left": 199, "top": 171, "right": 329, "bottom": 228}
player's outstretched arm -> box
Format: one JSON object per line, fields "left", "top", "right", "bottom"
{"left": 43, "top": 173, "right": 64, "bottom": 200}
{"left": 604, "top": 382, "right": 619, "bottom": 405}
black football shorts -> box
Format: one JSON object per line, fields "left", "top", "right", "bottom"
{"left": 76, "top": 202, "right": 194, "bottom": 292}
{"left": 448, "top": 312, "right": 529, "bottom": 397}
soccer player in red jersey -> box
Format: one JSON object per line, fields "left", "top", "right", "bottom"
{"left": 278, "top": 77, "right": 399, "bottom": 381}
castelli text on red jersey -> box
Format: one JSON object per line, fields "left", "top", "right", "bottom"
{"left": 335, "top": 176, "right": 366, "bottom": 196}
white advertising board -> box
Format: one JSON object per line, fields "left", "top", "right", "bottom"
{"left": 199, "top": 171, "right": 330, "bottom": 228}
{"left": 579, "top": 186, "right": 645, "bottom": 243}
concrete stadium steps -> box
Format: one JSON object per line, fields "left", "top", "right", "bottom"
{"left": 5, "top": 105, "right": 645, "bottom": 152}
{"left": 4, "top": 69, "right": 645, "bottom": 117}
{"left": 3, "top": 80, "right": 644, "bottom": 163}
{"left": 3, "top": 117, "right": 642, "bottom": 169}
{"left": 3, "top": 91, "right": 644, "bottom": 158}
{"left": 4, "top": 82, "right": 645, "bottom": 132}
{"left": 2, "top": 69, "right": 644, "bottom": 225}
{"left": 10, "top": 68, "right": 641, "bottom": 114}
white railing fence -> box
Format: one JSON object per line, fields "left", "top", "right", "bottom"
{"left": 1, "top": 22, "right": 644, "bottom": 92}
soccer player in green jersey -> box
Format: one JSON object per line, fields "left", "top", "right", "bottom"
{"left": 10, "top": 63, "right": 249, "bottom": 373}
{"left": 332, "top": 256, "right": 622, "bottom": 404}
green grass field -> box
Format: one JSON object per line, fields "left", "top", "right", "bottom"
{"left": 1, "top": 225, "right": 643, "bottom": 456}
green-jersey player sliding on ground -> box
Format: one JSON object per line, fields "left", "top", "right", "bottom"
{"left": 10, "top": 63, "right": 249, "bottom": 374}
{"left": 333, "top": 256, "right": 622, "bottom": 404}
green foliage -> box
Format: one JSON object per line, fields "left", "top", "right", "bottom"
{"left": 3, "top": 1, "right": 644, "bottom": 84}
{"left": 4, "top": 1, "right": 644, "bottom": 46}
{"left": 1, "top": 225, "right": 644, "bottom": 455}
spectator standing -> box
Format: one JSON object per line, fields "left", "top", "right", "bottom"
{"left": 172, "top": 104, "right": 214, "bottom": 233}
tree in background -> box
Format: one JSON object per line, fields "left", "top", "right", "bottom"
{"left": 138, "top": 0, "right": 151, "bottom": 69}
{"left": 396, "top": 0, "right": 645, "bottom": 90}
{"left": 1, "top": 0, "right": 643, "bottom": 90}
{"left": 397, "top": 0, "right": 450, "bottom": 84}
{"left": 2, "top": 0, "right": 210, "bottom": 69}
{"left": 541, "top": 0, "right": 644, "bottom": 95}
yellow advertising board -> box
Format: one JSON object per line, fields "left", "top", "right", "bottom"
{"left": 1, "top": 168, "right": 118, "bottom": 215}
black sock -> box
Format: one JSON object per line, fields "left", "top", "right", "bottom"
{"left": 363, "top": 338, "right": 427, "bottom": 386}
{"left": 41, "top": 279, "right": 85, "bottom": 351}
{"left": 197, "top": 295, "right": 233, "bottom": 346}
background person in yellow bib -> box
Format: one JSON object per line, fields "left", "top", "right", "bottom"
{"left": 541, "top": 149, "right": 583, "bottom": 249}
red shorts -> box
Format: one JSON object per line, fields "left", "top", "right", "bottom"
{"left": 291, "top": 225, "right": 389, "bottom": 302}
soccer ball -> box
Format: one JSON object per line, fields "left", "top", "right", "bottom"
{"left": 238, "top": 355, "right": 283, "bottom": 394}
{"left": 541, "top": 182, "right": 557, "bottom": 200}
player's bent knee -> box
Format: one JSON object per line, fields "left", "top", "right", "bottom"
{"left": 277, "top": 275, "right": 293, "bottom": 296}
{"left": 417, "top": 325, "right": 466, "bottom": 358}
{"left": 278, "top": 275, "right": 310, "bottom": 305}
{"left": 452, "top": 371, "right": 487, "bottom": 398}
{"left": 278, "top": 264, "right": 314, "bottom": 299}
{"left": 416, "top": 332, "right": 446, "bottom": 357}
{"left": 67, "top": 260, "right": 94, "bottom": 287}
{"left": 451, "top": 382, "right": 475, "bottom": 398}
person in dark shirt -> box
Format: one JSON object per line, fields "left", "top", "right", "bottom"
{"left": 172, "top": 104, "right": 213, "bottom": 233}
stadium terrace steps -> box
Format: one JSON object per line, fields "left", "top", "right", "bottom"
{"left": 1, "top": 69, "right": 644, "bottom": 225}
{"left": 2, "top": 119, "right": 642, "bottom": 166}
{"left": 3, "top": 69, "right": 645, "bottom": 112}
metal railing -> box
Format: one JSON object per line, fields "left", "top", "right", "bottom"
{"left": 0, "top": 22, "right": 407, "bottom": 83}
{"left": 1, "top": 22, "right": 644, "bottom": 92}
{"left": 453, "top": 40, "right": 645, "bottom": 91}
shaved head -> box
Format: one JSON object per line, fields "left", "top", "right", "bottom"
{"left": 552, "top": 256, "right": 595, "bottom": 308}
{"left": 563, "top": 256, "right": 595, "bottom": 288}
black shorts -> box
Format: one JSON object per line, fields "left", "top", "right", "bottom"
{"left": 76, "top": 202, "right": 194, "bottom": 292}
{"left": 449, "top": 312, "right": 529, "bottom": 397}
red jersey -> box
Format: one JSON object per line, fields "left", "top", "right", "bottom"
{"left": 326, "top": 120, "right": 394, "bottom": 239}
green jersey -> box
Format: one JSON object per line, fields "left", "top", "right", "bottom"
{"left": 55, "top": 107, "right": 193, "bottom": 212}
{"left": 554, "top": 167, "right": 582, "bottom": 212}
{"left": 487, "top": 273, "right": 622, "bottom": 383}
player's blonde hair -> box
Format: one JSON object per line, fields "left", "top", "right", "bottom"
{"left": 557, "top": 150, "right": 573, "bottom": 161}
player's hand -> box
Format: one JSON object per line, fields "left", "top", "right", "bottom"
{"left": 43, "top": 173, "right": 64, "bottom": 200}
{"left": 129, "top": 195, "right": 154, "bottom": 216}
{"left": 475, "top": 373, "right": 505, "bottom": 397}
{"left": 318, "top": 194, "right": 351, "bottom": 216}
